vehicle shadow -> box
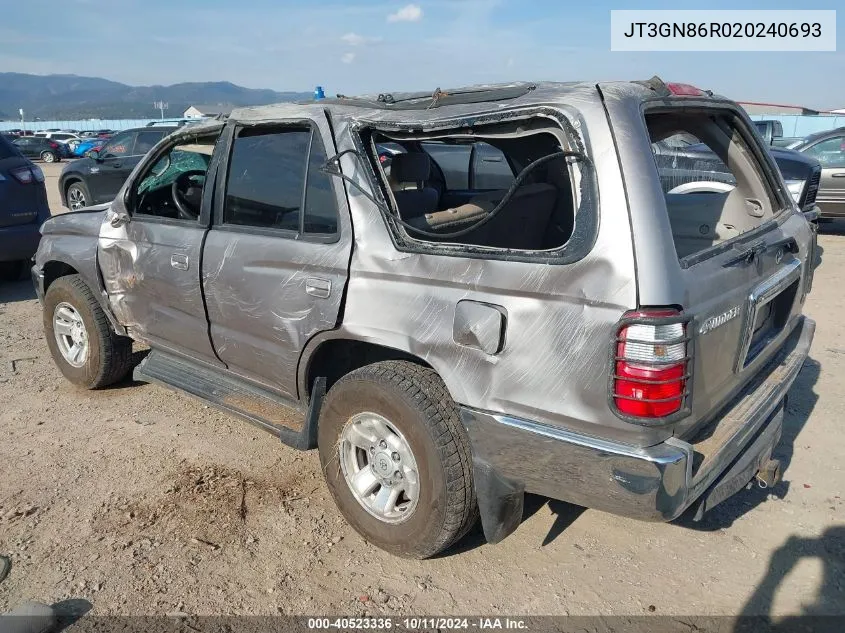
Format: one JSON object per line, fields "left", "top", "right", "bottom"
{"left": 0, "top": 279, "right": 37, "bottom": 303}
{"left": 733, "top": 526, "right": 845, "bottom": 632}
{"left": 676, "top": 357, "right": 821, "bottom": 532}
{"left": 99, "top": 347, "right": 151, "bottom": 391}
{"left": 437, "top": 494, "right": 585, "bottom": 557}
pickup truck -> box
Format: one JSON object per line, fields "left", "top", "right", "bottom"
{"left": 32, "top": 77, "right": 816, "bottom": 558}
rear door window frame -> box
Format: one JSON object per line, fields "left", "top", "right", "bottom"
{"left": 212, "top": 119, "right": 341, "bottom": 244}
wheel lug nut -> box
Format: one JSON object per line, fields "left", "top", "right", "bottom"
{"left": 379, "top": 440, "right": 387, "bottom": 449}
{"left": 369, "top": 446, "right": 375, "bottom": 454}
{"left": 392, "top": 452, "right": 400, "bottom": 462}
{"left": 394, "top": 471, "right": 402, "bottom": 479}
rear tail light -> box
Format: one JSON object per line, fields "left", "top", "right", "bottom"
{"left": 9, "top": 166, "right": 34, "bottom": 184}
{"left": 49, "top": 141, "right": 60, "bottom": 149}
{"left": 30, "top": 165, "right": 45, "bottom": 182}
{"left": 613, "top": 309, "right": 691, "bottom": 421}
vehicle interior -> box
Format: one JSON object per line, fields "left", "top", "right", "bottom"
{"left": 365, "top": 119, "right": 579, "bottom": 252}
{"left": 133, "top": 135, "right": 217, "bottom": 220}
{"left": 647, "top": 111, "right": 779, "bottom": 260}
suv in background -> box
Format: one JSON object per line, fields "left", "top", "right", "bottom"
{"left": 652, "top": 137, "right": 822, "bottom": 219}
{"left": 58, "top": 126, "right": 177, "bottom": 210}
{"left": 33, "top": 79, "right": 815, "bottom": 559}
{"left": 11, "top": 136, "right": 63, "bottom": 163}
{"left": 0, "top": 134, "right": 51, "bottom": 280}
{"left": 788, "top": 127, "right": 845, "bottom": 219}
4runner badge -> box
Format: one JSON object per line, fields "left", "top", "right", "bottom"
{"left": 699, "top": 306, "right": 741, "bottom": 335}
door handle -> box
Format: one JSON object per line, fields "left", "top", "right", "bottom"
{"left": 305, "top": 277, "right": 331, "bottom": 298}
{"left": 170, "top": 254, "right": 189, "bottom": 271}
{"left": 111, "top": 162, "right": 122, "bottom": 168}
{"left": 831, "top": 173, "right": 845, "bottom": 178}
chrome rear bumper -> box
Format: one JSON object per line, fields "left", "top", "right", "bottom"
{"left": 461, "top": 316, "right": 814, "bottom": 543}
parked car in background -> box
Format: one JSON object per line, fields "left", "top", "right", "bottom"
{"left": 652, "top": 138, "right": 822, "bottom": 220}
{"left": 11, "top": 136, "right": 62, "bottom": 163}
{"left": 0, "top": 134, "right": 51, "bottom": 280}
{"left": 59, "top": 126, "right": 176, "bottom": 210}
{"left": 35, "top": 132, "right": 83, "bottom": 144}
{"left": 376, "top": 140, "right": 523, "bottom": 191}
{"left": 787, "top": 127, "right": 845, "bottom": 219}
{"left": 69, "top": 138, "right": 105, "bottom": 158}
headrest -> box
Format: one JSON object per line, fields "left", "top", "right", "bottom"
{"left": 390, "top": 152, "right": 431, "bottom": 183}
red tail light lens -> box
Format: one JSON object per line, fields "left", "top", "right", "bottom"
{"left": 613, "top": 309, "right": 689, "bottom": 420}
{"left": 49, "top": 141, "right": 60, "bottom": 149}
{"left": 9, "top": 167, "right": 34, "bottom": 184}
{"left": 665, "top": 82, "right": 705, "bottom": 97}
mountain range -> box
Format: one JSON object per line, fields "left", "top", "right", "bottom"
{"left": 0, "top": 73, "right": 312, "bottom": 120}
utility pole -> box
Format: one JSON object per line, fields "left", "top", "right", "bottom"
{"left": 19, "top": 108, "right": 24, "bottom": 133}
{"left": 153, "top": 101, "right": 168, "bottom": 120}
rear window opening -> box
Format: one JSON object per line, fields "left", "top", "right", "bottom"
{"left": 647, "top": 110, "right": 781, "bottom": 261}
{"left": 364, "top": 119, "right": 580, "bottom": 253}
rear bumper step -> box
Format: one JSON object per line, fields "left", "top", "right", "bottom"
{"left": 462, "top": 316, "right": 814, "bottom": 543}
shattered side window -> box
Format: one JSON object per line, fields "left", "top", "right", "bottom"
{"left": 137, "top": 149, "right": 209, "bottom": 196}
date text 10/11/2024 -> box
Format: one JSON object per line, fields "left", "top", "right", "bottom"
{"left": 307, "top": 617, "right": 529, "bottom": 630}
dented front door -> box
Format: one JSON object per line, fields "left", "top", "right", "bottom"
{"left": 99, "top": 216, "right": 218, "bottom": 363}
{"left": 97, "top": 133, "right": 224, "bottom": 365}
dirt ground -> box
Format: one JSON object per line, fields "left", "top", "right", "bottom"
{"left": 0, "top": 162, "right": 842, "bottom": 618}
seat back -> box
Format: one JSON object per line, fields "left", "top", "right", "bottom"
{"left": 389, "top": 153, "right": 439, "bottom": 219}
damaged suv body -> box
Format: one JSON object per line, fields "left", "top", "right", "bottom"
{"left": 33, "top": 78, "right": 816, "bottom": 558}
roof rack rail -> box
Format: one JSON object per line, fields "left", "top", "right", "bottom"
{"left": 318, "top": 82, "right": 537, "bottom": 110}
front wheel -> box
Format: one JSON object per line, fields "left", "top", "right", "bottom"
{"left": 66, "top": 182, "right": 90, "bottom": 211}
{"left": 43, "top": 274, "right": 134, "bottom": 389}
{"left": 318, "top": 361, "right": 477, "bottom": 559}
{"left": 40, "top": 151, "right": 56, "bottom": 163}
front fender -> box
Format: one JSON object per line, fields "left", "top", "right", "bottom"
{"left": 35, "top": 220, "right": 125, "bottom": 336}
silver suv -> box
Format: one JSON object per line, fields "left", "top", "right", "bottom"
{"left": 32, "top": 77, "right": 816, "bottom": 558}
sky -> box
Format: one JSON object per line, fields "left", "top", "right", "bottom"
{"left": 2, "top": 0, "right": 844, "bottom": 109}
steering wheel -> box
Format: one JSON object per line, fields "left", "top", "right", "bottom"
{"left": 171, "top": 170, "right": 206, "bottom": 220}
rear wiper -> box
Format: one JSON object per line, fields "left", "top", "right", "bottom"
{"left": 722, "top": 236, "right": 798, "bottom": 267}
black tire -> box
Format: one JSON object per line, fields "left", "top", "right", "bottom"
{"left": 43, "top": 274, "right": 133, "bottom": 389}
{"left": 65, "top": 181, "right": 90, "bottom": 211}
{"left": 318, "top": 360, "right": 477, "bottom": 559}
{"left": 40, "top": 150, "right": 57, "bottom": 163}
{"left": 0, "top": 260, "right": 25, "bottom": 281}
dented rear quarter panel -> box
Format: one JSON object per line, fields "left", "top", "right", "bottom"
{"left": 293, "top": 86, "right": 665, "bottom": 446}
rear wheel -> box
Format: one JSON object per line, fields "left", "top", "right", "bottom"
{"left": 40, "top": 151, "right": 56, "bottom": 163}
{"left": 66, "top": 182, "right": 90, "bottom": 211}
{"left": 318, "top": 361, "right": 477, "bottom": 558}
{"left": 43, "top": 274, "right": 134, "bottom": 389}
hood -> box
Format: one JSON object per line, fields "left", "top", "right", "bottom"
{"left": 40, "top": 203, "right": 110, "bottom": 237}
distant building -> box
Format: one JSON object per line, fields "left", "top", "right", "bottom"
{"left": 738, "top": 101, "right": 821, "bottom": 116}
{"left": 183, "top": 104, "right": 234, "bottom": 119}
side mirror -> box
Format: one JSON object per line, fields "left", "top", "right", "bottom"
{"left": 89, "top": 149, "right": 101, "bottom": 161}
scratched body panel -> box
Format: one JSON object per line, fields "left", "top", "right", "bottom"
{"left": 298, "top": 91, "right": 654, "bottom": 446}
{"left": 201, "top": 113, "right": 352, "bottom": 399}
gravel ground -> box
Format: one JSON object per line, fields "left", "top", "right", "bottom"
{"left": 0, "top": 163, "right": 842, "bottom": 618}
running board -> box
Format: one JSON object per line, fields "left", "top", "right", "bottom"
{"left": 133, "top": 350, "right": 323, "bottom": 450}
